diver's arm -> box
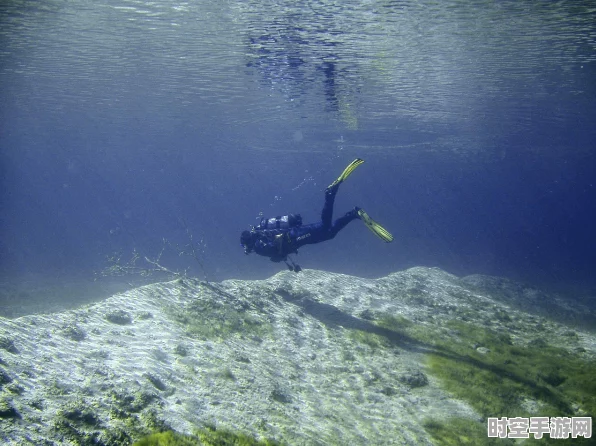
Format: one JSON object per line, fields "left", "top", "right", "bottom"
{"left": 253, "top": 232, "right": 293, "bottom": 262}
{"left": 253, "top": 237, "right": 280, "bottom": 259}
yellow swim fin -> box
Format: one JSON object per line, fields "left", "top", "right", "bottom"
{"left": 326, "top": 158, "right": 365, "bottom": 191}
{"left": 358, "top": 209, "right": 394, "bottom": 243}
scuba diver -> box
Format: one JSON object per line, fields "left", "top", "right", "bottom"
{"left": 240, "top": 158, "right": 393, "bottom": 272}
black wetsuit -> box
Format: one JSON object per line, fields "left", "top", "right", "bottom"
{"left": 253, "top": 186, "right": 359, "bottom": 262}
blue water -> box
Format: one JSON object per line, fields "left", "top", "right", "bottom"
{"left": 1, "top": 0, "right": 595, "bottom": 314}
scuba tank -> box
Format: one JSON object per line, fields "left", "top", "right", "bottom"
{"left": 257, "top": 213, "right": 302, "bottom": 230}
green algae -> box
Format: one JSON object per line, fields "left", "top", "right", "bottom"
{"left": 347, "top": 314, "right": 414, "bottom": 352}
{"left": 423, "top": 418, "right": 513, "bottom": 446}
{"left": 423, "top": 320, "right": 596, "bottom": 420}
{"left": 133, "top": 426, "right": 281, "bottom": 446}
{"left": 167, "top": 299, "right": 272, "bottom": 341}
{"left": 347, "top": 329, "right": 390, "bottom": 350}
{"left": 375, "top": 314, "right": 414, "bottom": 331}
{"left": 134, "top": 431, "right": 197, "bottom": 446}
{"left": 346, "top": 310, "right": 596, "bottom": 445}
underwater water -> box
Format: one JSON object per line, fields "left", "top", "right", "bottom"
{"left": 1, "top": 0, "right": 595, "bottom": 315}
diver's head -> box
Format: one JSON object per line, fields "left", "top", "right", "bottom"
{"left": 240, "top": 230, "right": 257, "bottom": 254}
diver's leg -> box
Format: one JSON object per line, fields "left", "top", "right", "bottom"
{"left": 328, "top": 207, "right": 360, "bottom": 238}
{"left": 321, "top": 186, "right": 338, "bottom": 229}
{"left": 357, "top": 208, "right": 394, "bottom": 242}
{"left": 326, "top": 158, "right": 365, "bottom": 191}
{"left": 322, "top": 159, "right": 364, "bottom": 228}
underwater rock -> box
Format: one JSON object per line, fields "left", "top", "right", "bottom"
{"left": 109, "top": 388, "right": 157, "bottom": 413}
{"left": 173, "top": 344, "right": 189, "bottom": 357}
{"left": 61, "top": 324, "right": 86, "bottom": 341}
{"left": 528, "top": 338, "right": 548, "bottom": 348}
{"left": 0, "top": 267, "right": 593, "bottom": 445}
{"left": 28, "top": 398, "right": 44, "bottom": 410}
{"left": 145, "top": 373, "right": 168, "bottom": 391}
{"left": 0, "top": 337, "right": 19, "bottom": 354}
{"left": 0, "top": 368, "right": 13, "bottom": 386}
{"left": 105, "top": 309, "right": 132, "bottom": 325}
{"left": 58, "top": 401, "right": 100, "bottom": 426}
{"left": 398, "top": 370, "right": 429, "bottom": 388}
{"left": 270, "top": 385, "right": 292, "bottom": 404}
{"left": 5, "top": 381, "right": 24, "bottom": 395}
{"left": 460, "top": 274, "right": 596, "bottom": 328}
{"left": 0, "top": 398, "right": 20, "bottom": 419}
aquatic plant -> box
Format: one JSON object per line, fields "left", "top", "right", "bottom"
{"left": 108, "top": 388, "right": 157, "bottom": 413}
{"left": 348, "top": 311, "right": 596, "bottom": 445}
{"left": 423, "top": 320, "right": 596, "bottom": 421}
{"left": 134, "top": 431, "right": 198, "bottom": 446}
{"left": 133, "top": 426, "right": 281, "bottom": 445}
{"left": 167, "top": 299, "right": 271, "bottom": 341}
{"left": 58, "top": 401, "right": 100, "bottom": 425}
{"left": 347, "top": 329, "right": 389, "bottom": 351}
{"left": 52, "top": 400, "right": 106, "bottom": 445}
{"left": 375, "top": 314, "right": 414, "bottom": 331}
{"left": 141, "top": 409, "right": 171, "bottom": 432}
{"left": 423, "top": 418, "right": 511, "bottom": 446}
